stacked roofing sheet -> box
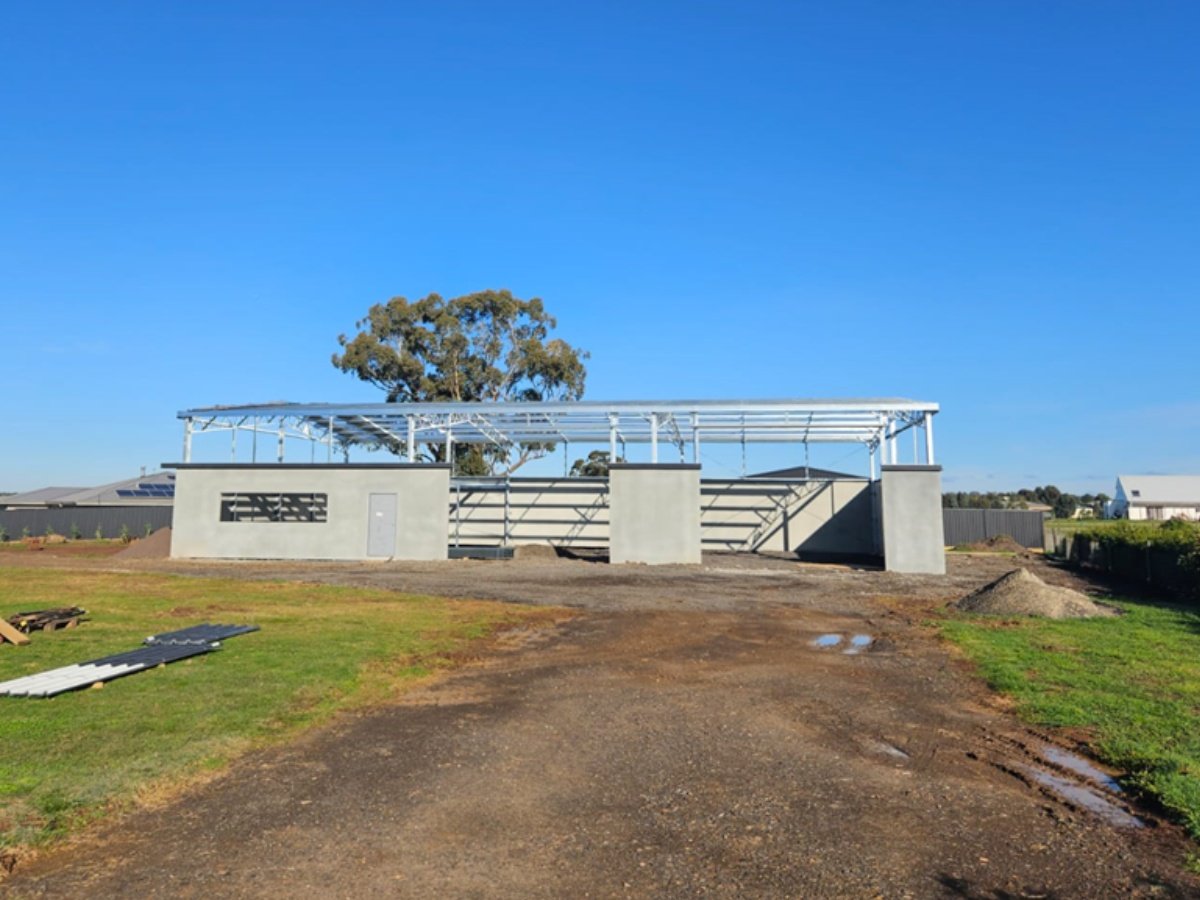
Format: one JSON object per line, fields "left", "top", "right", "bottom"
{"left": 145, "top": 623, "right": 260, "bottom": 646}
{"left": 0, "top": 622, "right": 258, "bottom": 699}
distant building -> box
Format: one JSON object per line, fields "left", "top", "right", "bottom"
{"left": 750, "top": 466, "right": 856, "bottom": 480}
{"left": 0, "top": 472, "right": 175, "bottom": 509}
{"left": 1105, "top": 475, "right": 1200, "bottom": 521}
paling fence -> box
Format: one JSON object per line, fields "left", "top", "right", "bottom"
{"left": 1046, "top": 529, "right": 1198, "bottom": 598}
{"left": 0, "top": 506, "right": 173, "bottom": 541}
{"left": 942, "top": 508, "right": 1045, "bottom": 549}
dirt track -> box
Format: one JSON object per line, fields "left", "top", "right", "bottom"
{"left": 3, "top": 553, "right": 1198, "bottom": 898}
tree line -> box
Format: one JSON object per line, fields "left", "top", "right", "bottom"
{"left": 943, "top": 486, "right": 1110, "bottom": 519}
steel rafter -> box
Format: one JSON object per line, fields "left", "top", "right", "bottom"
{"left": 178, "top": 398, "right": 940, "bottom": 469}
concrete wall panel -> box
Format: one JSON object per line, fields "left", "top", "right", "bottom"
{"left": 609, "top": 465, "right": 701, "bottom": 565}
{"left": 881, "top": 465, "right": 945, "bottom": 574}
{"left": 171, "top": 464, "right": 449, "bottom": 561}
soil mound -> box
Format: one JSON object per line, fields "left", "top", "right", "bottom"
{"left": 512, "top": 542, "right": 560, "bottom": 561}
{"left": 959, "top": 535, "right": 1027, "bottom": 553}
{"left": 116, "top": 527, "right": 172, "bottom": 559}
{"left": 954, "top": 568, "right": 1116, "bottom": 619}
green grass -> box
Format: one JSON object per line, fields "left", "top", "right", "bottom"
{"left": 1045, "top": 518, "right": 1124, "bottom": 534}
{"left": 941, "top": 598, "right": 1200, "bottom": 839}
{"left": 0, "top": 567, "right": 553, "bottom": 850}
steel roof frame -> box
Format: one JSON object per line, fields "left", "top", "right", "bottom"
{"left": 178, "top": 398, "right": 939, "bottom": 476}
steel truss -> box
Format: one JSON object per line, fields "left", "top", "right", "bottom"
{"left": 178, "top": 398, "right": 939, "bottom": 476}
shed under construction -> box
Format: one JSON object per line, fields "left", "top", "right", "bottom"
{"left": 170, "top": 398, "right": 945, "bottom": 572}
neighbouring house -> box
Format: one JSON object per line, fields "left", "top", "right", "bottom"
{"left": 1105, "top": 475, "right": 1200, "bottom": 521}
{"left": 1, "top": 471, "right": 176, "bottom": 509}
{"left": 0, "top": 472, "right": 176, "bottom": 540}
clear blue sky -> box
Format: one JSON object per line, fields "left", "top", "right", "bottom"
{"left": 2, "top": 1, "right": 1196, "bottom": 493}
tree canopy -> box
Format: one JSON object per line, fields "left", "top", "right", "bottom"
{"left": 942, "top": 485, "right": 1111, "bottom": 517}
{"left": 569, "top": 450, "right": 622, "bottom": 477}
{"left": 332, "top": 290, "right": 588, "bottom": 473}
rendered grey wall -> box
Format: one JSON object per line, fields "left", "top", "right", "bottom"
{"left": 609, "top": 464, "right": 702, "bottom": 564}
{"left": 699, "top": 478, "right": 875, "bottom": 558}
{"left": 881, "top": 465, "right": 946, "bottom": 574}
{"left": 171, "top": 464, "right": 450, "bottom": 561}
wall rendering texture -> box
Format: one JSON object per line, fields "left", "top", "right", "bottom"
{"left": 609, "top": 464, "right": 702, "bottom": 565}
{"left": 881, "top": 465, "right": 946, "bottom": 574}
{"left": 170, "top": 464, "right": 450, "bottom": 561}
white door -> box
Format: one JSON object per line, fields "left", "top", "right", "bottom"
{"left": 367, "top": 493, "right": 398, "bottom": 557}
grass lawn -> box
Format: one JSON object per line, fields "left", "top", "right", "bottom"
{"left": 1044, "top": 518, "right": 1122, "bottom": 534}
{"left": 941, "top": 597, "right": 1200, "bottom": 840}
{"left": 0, "top": 567, "right": 556, "bottom": 851}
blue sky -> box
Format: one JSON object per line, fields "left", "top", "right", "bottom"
{"left": 2, "top": 1, "right": 1196, "bottom": 492}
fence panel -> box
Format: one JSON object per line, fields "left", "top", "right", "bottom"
{"left": 1047, "top": 530, "right": 1197, "bottom": 598}
{"left": 0, "top": 506, "right": 173, "bottom": 541}
{"left": 942, "top": 508, "right": 1045, "bottom": 548}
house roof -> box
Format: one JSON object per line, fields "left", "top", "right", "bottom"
{"left": 750, "top": 466, "right": 858, "bottom": 480}
{"left": 1, "top": 472, "right": 175, "bottom": 508}
{"left": 0, "top": 487, "right": 86, "bottom": 507}
{"left": 1117, "top": 475, "right": 1200, "bottom": 506}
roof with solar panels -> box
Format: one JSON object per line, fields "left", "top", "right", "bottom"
{"left": 1, "top": 471, "right": 175, "bottom": 508}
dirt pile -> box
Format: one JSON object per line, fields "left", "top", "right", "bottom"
{"left": 116, "top": 528, "right": 172, "bottom": 559}
{"left": 959, "top": 535, "right": 1027, "bottom": 553}
{"left": 512, "top": 543, "right": 560, "bottom": 561}
{"left": 954, "top": 567, "right": 1116, "bottom": 619}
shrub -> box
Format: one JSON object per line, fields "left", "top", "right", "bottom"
{"left": 0, "top": 525, "right": 7, "bottom": 542}
{"left": 118, "top": 524, "right": 131, "bottom": 544}
{"left": 69, "top": 522, "right": 81, "bottom": 540}
{"left": 21, "top": 526, "right": 31, "bottom": 540}
{"left": 143, "top": 523, "right": 153, "bottom": 538}
{"left": 94, "top": 524, "right": 104, "bottom": 541}
{"left": 1074, "top": 520, "right": 1200, "bottom": 598}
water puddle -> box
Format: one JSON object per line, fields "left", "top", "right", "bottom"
{"left": 1040, "top": 745, "right": 1123, "bottom": 794}
{"left": 812, "top": 634, "right": 843, "bottom": 648}
{"left": 1021, "top": 766, "right": 1143, "bottom": 828}
{"left": 843, "top": 634, "right": 873, "bottom": 655}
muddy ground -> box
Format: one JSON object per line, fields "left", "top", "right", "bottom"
{"left": 3, "top": 552, "right": 1198, "bottom": 898}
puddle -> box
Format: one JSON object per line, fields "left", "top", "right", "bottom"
{"left": 1021, "top": 766, "right": 1143, "bottom": 828}
{"left": 812, "top": 634, "right": 843, "bottom": 648}
{"left": 1040, "top": 745, "right": 1123, "bottom": 794}
{"left": 843, "top": 634, "right": 873, "bottom": 655}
